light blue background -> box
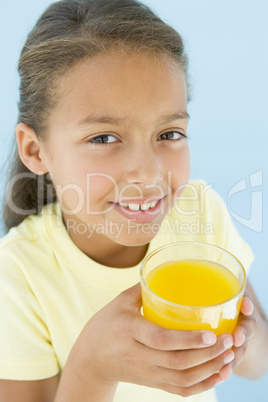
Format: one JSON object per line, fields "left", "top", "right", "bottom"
{"left": 0, "top": 0, "right": 267, "bottom": 401}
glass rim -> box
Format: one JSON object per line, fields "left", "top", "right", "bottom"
{"left": 140, "top": 241, "right": 247, "bottom": 310}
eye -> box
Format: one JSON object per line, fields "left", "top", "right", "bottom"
{"left": 157, "top": 131, "right": 187, "bottom": 141}
{"left": 89, "top": 134, "right": 119, "bottom": 144}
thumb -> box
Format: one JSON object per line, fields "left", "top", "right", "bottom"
{"left": 126, "top": 282, "right": 142, "bottom": 299}
{"left": 122, "top": 282, "right": 142, "bottom": 308}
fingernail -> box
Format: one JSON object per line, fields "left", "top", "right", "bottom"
{"left": 242, "top": 297, "right": 254, "bottom": 315}
{"left": 203, "top": 332, "right": 217, "bottom": 345}
{"left": 223, "top": 336, "right": 233, "bottom": 349}
{"left": 248, "top": 299, "right": 254, "bottom": 311}
{"left": 240, "top": 333, "right": 246, "bottom": 346}
{"left": 224, "top": 350, "right": 235, "bottom": 365}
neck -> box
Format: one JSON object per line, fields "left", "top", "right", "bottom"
{"left": 85, "top": 239, "right": 149, "bottom": 268}
{"left": 63, "top": 216, "right": 148, "bottom": 268}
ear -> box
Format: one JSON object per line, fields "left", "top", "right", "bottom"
{"left": 16, "top": 122, "right": 49, "bottom": 175}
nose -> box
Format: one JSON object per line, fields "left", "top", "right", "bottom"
{"left": 123, "top": 143, "right": 163, "bottom": 186}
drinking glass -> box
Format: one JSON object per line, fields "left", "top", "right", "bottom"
{"left": 140, "top": 242, "right": 246, "bottom": 335}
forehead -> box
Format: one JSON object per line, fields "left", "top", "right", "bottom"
{"left": 50, "top": 50, "right": 188, "bottom": 128}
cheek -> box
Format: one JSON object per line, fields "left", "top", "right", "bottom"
{"left": 53, "top": 172, "right": 119, "bottom": 214}
{"left": 80, "top": 155, "right": 123, "bottom": 206}
{"left": 164, "top": 146, "right": 190, "bottom": 192}
{"left": 86, "top": 174, "right": 118, "bottom": 205}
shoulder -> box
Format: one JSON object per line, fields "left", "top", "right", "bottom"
{"left": 0, "top": 215, "right": 41, "bottom": 250}
{"left": 0, "top": 203, "right": 56, "bottom": 265}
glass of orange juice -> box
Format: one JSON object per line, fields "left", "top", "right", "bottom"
{"left": 140, "top": 242, "right": 246, "bottom": 335}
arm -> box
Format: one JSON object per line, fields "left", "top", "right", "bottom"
{"left": 232, "top": 280, "right": 268, "bottom": 379}
{"left": 0, "top": 283, "right": 236, "bottom": 401}
{"left": 54, "top": 283, "right": 235, "bottom": 401}
{"left": 0, "top": 376, "right": 59, "bottom": 402}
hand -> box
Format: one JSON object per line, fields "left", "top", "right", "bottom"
{"left": 73, "top": 283, "right": 236, "bottom": 398}
{"left": 230, "top": 292, "right": 257, "bottom": 373}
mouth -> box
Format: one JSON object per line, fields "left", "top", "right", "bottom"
{"left": 118, "top": 200, "right": 158, "bottom": 212}
{"left": 112, "top": 197, "right": 166, "bottom": 224}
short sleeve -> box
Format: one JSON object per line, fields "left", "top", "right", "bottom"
{"left": 0, "top": 250, "right": 59, "bottom": 380}
{"left": 204, "top": 187, "right": 254, "bottom": 274}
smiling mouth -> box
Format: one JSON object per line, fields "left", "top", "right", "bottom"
{"left": 118, "top": 201, "right": 158, "bottom": 211}
{"left": 112, "top": 197, "right": 166, "bottom": 224}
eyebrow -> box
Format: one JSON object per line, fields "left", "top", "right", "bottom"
{"left": 77, "top": 111, "right": 190, "bottom": 127}
{"left": 159, "top": 112, "right": 190, "bottom": 125}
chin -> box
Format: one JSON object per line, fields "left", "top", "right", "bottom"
{"left": 110, "top": 228, "right": 159, "bottom": 247}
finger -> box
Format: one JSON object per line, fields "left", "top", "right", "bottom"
{"left": 241, "top": 295, "right": 254, "bottom": 316}
{"left": 158, "top": 334, "right": 233, "bottom": 370}
{"left": 121, "top": 282, "right": 142, "bottom": 307}
{"left": 156, "top": 373, "right": 220, "bottom": 398}
{"left": 120, "top": 285, "right": 218, "bottom": 351}
{"left": 132, "top": 314, "right": 217, "bottom": 351}
{"left": 233, "top": 314, "right": 257, "bottom": 348}
{"left": 153, "top": 362, "right": 233, "bottom": 398}
{"left": 228, "top": 343, "right": 248, "bottom": 370}
{"left": 154, "top": 347, "right": 234, "bottom": 388}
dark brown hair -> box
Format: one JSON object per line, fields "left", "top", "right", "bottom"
{"left": 2, "top": 0, "right": 190, "bottom": 232}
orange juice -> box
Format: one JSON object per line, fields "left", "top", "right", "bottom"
{"left": 142, "top": 260, "right": 242, "bottom": 335}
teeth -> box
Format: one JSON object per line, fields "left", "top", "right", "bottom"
{"left": 149, "top": 201, "right": 157, "bottom": 208}
{"left": 119, "top": 201, "right": 158, "bottom": 211}
{"left": 128, "top": 203, "right": 140, "bottom": 211}
{"left": 141, "top": 203, "right": 150, "bottom": 211}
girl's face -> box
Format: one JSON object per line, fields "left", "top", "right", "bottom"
{"left": 40, "top": 50, "right": 190, "bottom": 258}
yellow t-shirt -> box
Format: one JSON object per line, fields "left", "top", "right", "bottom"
{"left": 0, "top": 180, "right": 254, "bottom": 402}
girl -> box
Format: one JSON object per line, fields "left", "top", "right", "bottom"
{"left": 0, "top": 0, "right": 267, "bottom": 401}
